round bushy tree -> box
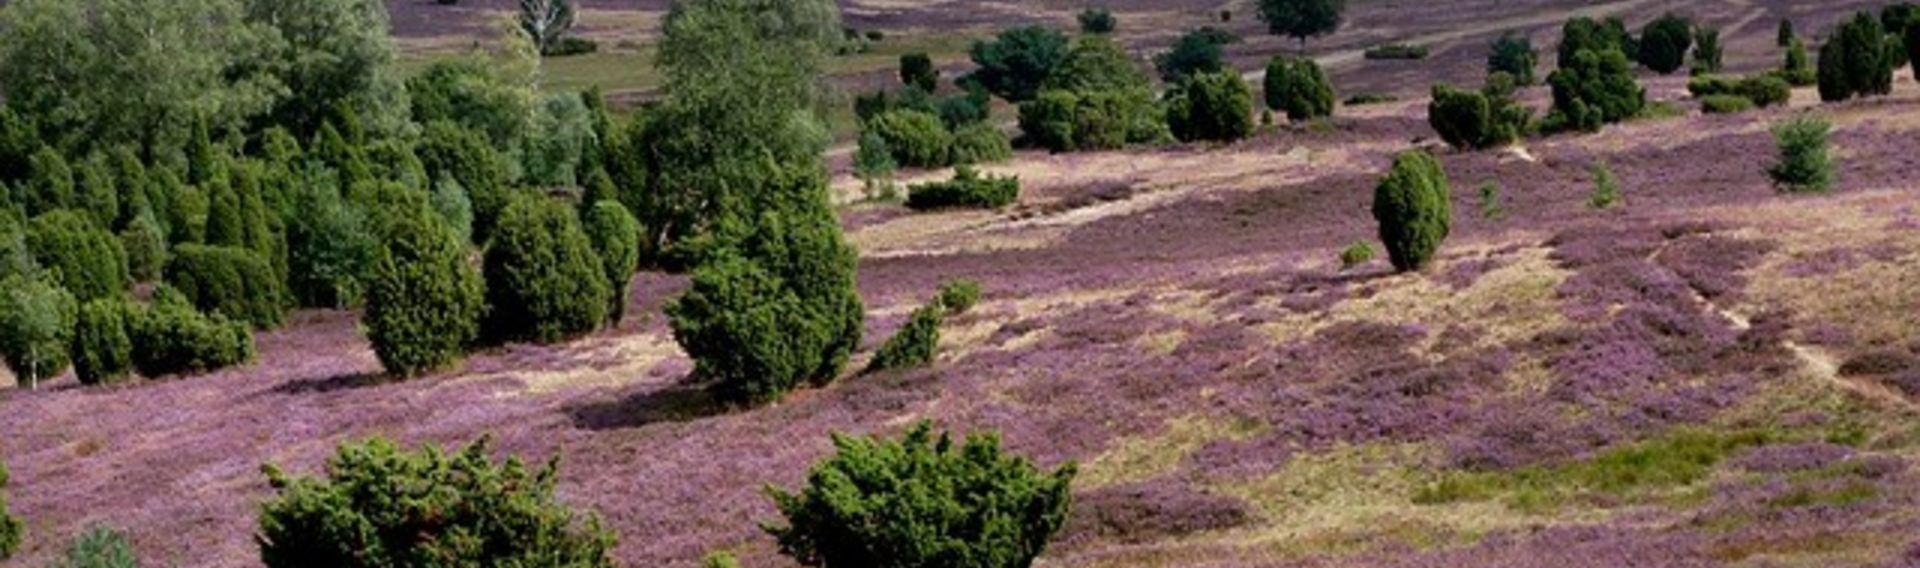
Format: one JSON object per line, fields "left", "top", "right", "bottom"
{"left": 1637, "top": 13, "right": 1693, "bottom": 74}
{"left": 1166, "top": 71, "right": 1255, "bottom": 142}
{"left": 482, "top": 193, "right": 610, "bottom": 345}
{"left": 71, "top": 298, "right": 134, "bottom": 386}
{"left": 947, "top": 123, "right": 1013, "bottom": 165}
{"left": 900, "top": 52, "right": 938, "bottom": 92}
{"left": 365, "top": 211, "right": 484, "bottom": 378}
{"left": 966, "top": 26, "right": 1070, "bottom": 102}
{"left": 28, "top": 209, "right": 129, "bottom": 302}
{"left": 1769, "top": 115, "right": 1834, "bottom": 193}
{"left": 583, "top": 200, "right": 641, "bottom": 324}
{"left": 0, "top": 272, "right": 78, "bottom": 388}
{"left": 1547, "top": 47, "right": 1644, "bottom": 132}
{"left": 1488, "top": 33, "right": 1538, "bottom": 85}
{"left": 128, "top": 287, "right": 255, "bottom": 378}
{"left": 1818, "top": 12, "right": 1895, "bottom": 102}
{"left": 867, "top": 110, "right": 954, "bottom": 169}
{"left": 1257, "top": 0, "right": 1344, "bottom": 48}
{"left": 1371, "top": 150, "right": 1452, "bottom": 272}
{"left": 1264, "top": 56, "right": 1335, "bottom": 121}
{"left": 164, "top": 244, "right": 287, "bottom": 329}
{"left": 766, "top": 421, "right": 1076, "bottom": 568}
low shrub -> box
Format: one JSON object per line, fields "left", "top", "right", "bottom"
{"left": 128, "top": 287, "right": 254, "bottom": 378}
{"left": 71, "top": 299, "right": 134, "bottom": 386}
{"left": 1428, "top": 83, "right": 1529, "bottom": 150}
{"left": 1769, "top": 115, "right": 1834, "bottom": 193}
{"left": 164, "top": 244, "right": 286, "bottom": 329}
{"left": 482, "top": 194, "right": 611, "bottom": 345}
{"left": 1687, "top": 75, "right": 1738, "bottom": 97}
{"left": 1154, "top": 27, "right": 1237, "bottom": 83}
{"left": 258, "top": 437, "right": 616, "bottom": 567}
{"left": 868, "top": 109, "right": 954, "bottom": 169}
{"left": 0, "top": 272, "right": 78, "bottom": 388}
{"left": 906, "top": 166, "right": 1020, "bottom": 211}
{"left": 1588, "top": 161, "right": 1622, "bottom": 209}
{"left": 1365, "top": 43, "right": 1430, "bottom": 60}
{"left": 1340, "top": 242, "right": 1375, "bottom": 269}
{"left": 766, "top": 421, "right": 1076, "bottom": 568}
{"left": 1739, "top": 75, "right": 1792, "bottom": 107}
{"left": 1165, "top": 71, "right": 1255, "bottom": 142}
{"left": 365, "top": 212, "right": 484, "bottom": 378}
{"left": 547, "top": 36, "right": 599, "bottom": 57}
{"left": 867, "top": 304, "right": 942, "bottom": 373}
{"left": 1371, "top": 150, "right": 1451, "bottom": 272}
{"left": 948, "top": 123, "right": 1014, "bottom": 165}
{"left": 937, "top": 278, "right": 982, "bottom": 315}
{"left": 1700, "top": 94, "right": 1756, "bottom": 114}
{"left": 1264, "top": 56, "right": 1335, "bottom": 121}
{"left": 52, "top": 526, "right": 136, "bottom": 568}
{"left": 1344, "top": 92, "right": 1397, "bottom": 106}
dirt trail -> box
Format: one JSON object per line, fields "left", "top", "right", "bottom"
{"left": 1711, "top": 299, "right": 1920, "bottom": 414}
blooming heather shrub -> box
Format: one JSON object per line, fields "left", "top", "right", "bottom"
{"left": 1371, "top": 150, "right": 1451, "bottom": 272}
{"left": 1060, "top": 480, "right": 1249, "bottom": 546}
{"left": 1340, "top": 241, "right": 1375, "bottom": 269}
{"left": 937, "top": 278, "right": 982, "bottom": 315}
{"left": 1588, "top": 161, "right": 1622, "bottom": 209}
{"left": 583, "top": 200, "right": 641, "bottom": 324}
{"left": 128, "top": 286, "right": 254, "bottom": 378}
{"left": 0, "top": 460, "right": 17, "bottom": 560}
{"left": 257, "top": 437, "right": 616, "bottom": 568}
{"left": 482, "top": 194, "right": 610, "bottom": 345}
{"left": 164, "top": 244, "right": 286, "bottom": 329}
{"left": 906, "top": 166, "right": 1020, "bottom": 211}
{"left": 868, "top": 109, "right": 954, "bottom": 169}
{"left": 947, "top": 123, "right": 1013, "bottom": 165}
{"left": 766, "top": 421, "right": 1075, "bottom": 568}
{"left": 365, "top": 211, "right": 484, "bottom": 378}
{"left": 1165, "top": 71, "right": 1255, "bottom": 143}
{"left": 28, "top": 209, "right": 129, "bottom": 302}
{"left": 1700, "top": 94, "right": 1755, "bottom": 114}
{"left": 867, "top": 303, "right": 942, "bottom": 373}
{"left": 1818, "top": 13, "right": 1896, "bottom": 102}
{"left": 71, "top": 299, "right": 134, "bottom": 386}
{"left": 52, "top": 526, "right": 137, "bottom": 568}
{"left": 1769, "top": 115, "right": 1834, "bottom": 193}
{"left": 0, "top": 272, "right": 78, "bottom": 388}
{"left": 1264, "top": 56, "right": 1335, "bottom": 121}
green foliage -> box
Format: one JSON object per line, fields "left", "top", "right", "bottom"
{"left": 418, "top": 121, "right": 510, "bottom": 244}
{"left": 26, "top": 147, "right": 76, "bottom": 217}
{"left": 1370, "top": 150, "right": 1451, "bottom": 272}
{"left": 1339, "top": 241, "right": 1374, "bottom": 269}
{"left": 482, "top": 194, "right": 609, "bottom": 345}
{"left": 163, "top": 176, "right": 210, "bottom": 245}
{"left": 525, "top": 92, "right": 598, "bottom": 189}
{"left": 52, "top": 526, "right": 137, "bottom": 568}
{"left": 165, "top": 244, "right": 287, "bottom": 329}
{"left": 1557, "top": 17, "right": 1636, "bottom": 69}
{"left": 1546, "top": 46, "right": 1645, "bottom": 132}
{"left": 1488, "top": 33, "right": 1538, "bottom": 85}
{"left": 0, "top": 213, "right": 35, "bottom": 281}
{"left": 128, "top": 287, "right": 255, "bottom": 378}
{"left": 1016, "top": 88, "right": 1168, "bottom": 152}
{"left": 1343, "top": 92, "right": 1397, "bottom": 106}
{"left": 936, "top": 279, "right": 982, "bottom": 315}
{"left": 430, "top": 177, "right": 475, "bottom": 245}
{"left": 767, "top": 421, "right": 1075, "bottom": 568}
{"left": 409, "top": 60, "right": 533, "bottom": 152}
{"left": 867, "top": 110, "right": 954, "bottom": 169}
{"left": 72, "top": 299, "right": 134, "bottom": 386}
{"left": 906, "top": 166, "right": 1020, "bottom": 211}
{"left": 853, "top": 131, "right": 898, "bottom": 196}
{"left": 1818, "top": 12, "right": 1896, "bottom": 102}
{"left": 703, "top": 552, "right": 743, "bottom": 568}
{"left": 900, "top": 53, "right": 938, "bottom": 92}
{"left": 1690, "top": 27, "right": 1722, "bottom": 75}
{"left": 1478, "top": 182, "right": 1504, "bottom": 220}
{"left": 1415, "top": 428, "right": 1773, "bottom": 512}
{"left": 1699, "top": 94, "right": 1754, "bottom": 114}
{"left": 967, "top": 26, "right": 1071, "bottom": 102}
{"left": 1636, "top": 13, "right": 1693, "bottom": 74}
{"left": 1739, "top": 75, "right": 1791, "bottom": 107}
{"left": 258, "top": 437, "right": 616, "bottom": 568}
{"left": 1166, "top": 71, "right": 1255, "bottom": 143}
{"left": 1588, "top": 161, "right": 1622, "bottom": 210}
{"left": 1781, "top": 39, "right": 1816, "bottom": 86}
{"left": 1769, "top": 115, "right": 1834, "bottom": 194}
{"left": 583, "top": 201, "right": 641, "bottom": 324}
{"left": 0, "top": 461, "right": 18, "bottom": 561}
{"left": 0, "top": 272, "right": 78, "bottom": 387}
{"left": 119, "top": 211, "right": 169, "bottom": 282}
{"left": 867, "top": 303, "right": 942, "bottom": 373}
{"left": 1078, "top": 7, "right": 1116, "bottom": 34}
{"left": 73, "top": 156, "right": 120, "bottom": 230}
{"left": 286, "top": 177, "right": 376, "bottom": 308}
{"left": 948, "top": 123, "right": 1014, "bottom": 165}
{"left": 1155, "top": 27, "right": 1238, "bottom": 84}
{"left": 245, "top": 0, "right": 408, "bottom": 139}
{"left": 28, "top": 210, "right": 129, "bottom": 302}
{"left": 1778, "top": 19, "right": 1795, "bottom": 48}
{"left": 1263, "top": 56, "right": 1336, "bottom": 121}
{"left": 1428, "top": 83, "right": 1529, "bottom": 150}
{"left": 519, "top": 0, "right": 579, "bottom": 56}
{"left": 365, "top": 211, "right": 484, "bottom": 377}
{"left": 1043, "top": 37, "right": 1151, "bottom": 94}
{"left": 1257, "top": 0, "right": 1344, "bottom": 45}
{"left": 1364, "top": 43, "right": 1429, "bottom": 60}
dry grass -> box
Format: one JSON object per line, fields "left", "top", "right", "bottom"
{"left": 1077, "top": 415, "right": 1265, "bottom": 490}
{"left": 1737, "top": 193, "right": 1920, "bottom": 347}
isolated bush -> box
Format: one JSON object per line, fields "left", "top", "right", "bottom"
{"left": 1155, "top": 27, "right": 1238, "bottom": 83}
{"left": 1690, "top": 27, "right": 1722, "bottom": 75}
{"left": 1769, "top": 115, "right": 1834, "bottom": 193}
{"left": 1588, "top": 161, "right": 1622, "bottom": 209}
{"left": 853, "top": 131, "right": 898, "bottom": 197}
{"left": 869, "top": 110, "right": 954, "bottom": 169}
{"left": 766, "top": 421, "right": 1076, "bottom": 568}
{"left": 1079, "top": 7, "right": 1117, "bottom": 34}
{"left": 0, "top": 460, "right": 17, "bottom": 561}
{"left": 1700, "top": 94, "right": 1755, "bottom": 114}
{"left": 1166, "top": 71, "right": 1255, "bottom": 142}
{"left": 967, "top": 26, "right": 1070, "bottom": 102}
{"left": 119, "top": 212, "right": 166, "bottom": 283}
{"left": 948, "top": 123, "right": 1014, "bottom": 165}
{"left": 482, "top": 194, "right": 610, "bottom": 345}
{"left": 1778, "top": 19, "right": 1795, "bottom": 47}
{"left": 907, "top": 166, "right": 1020, "bottom": 210}
{"left": 128, "top": 288, "right": 254, "bottom": 378}
{"left": 258, "top": 437, "right": 616, "bottom": 568}
{"left": 51, "top": 526, "right": 136, "bottom": 568}
{"left": 0, "top": 272, "right": 77, "bottom": 387}
{"left": 28, "top": 210, "right": 128, "bottom": 302}
{"left": 1340, "top": 241, "right": 1375, "bottom": 269}
{"left": 1265, "top": 56, "right": 1336, "bottom": 121}
{"left": 1546, "top": 47, "right": 1645, "bottom": 132}
{"left": 937, "top": 279, "right": 982, "bottom": 315}
{"left": 1257, "top": 0, "right": 1345, "bottom": 47}
{"left": 71, "top": 299, "right": 134, "bottom": 386}
{"left": 165, "top": 244, "right": 286, "bottom": 329}
{"left": 365, "top": 212, "right": 484, "bottom": 378}
{"left": 1637, "top": 14, "right": 1693, "bottom": 75}
{"left": 583, "top": 200, "right": 642, "bottom": 324}
{"left": 1364, "top": 43, "right": 1429, "bottom": 60}
{"left": 867, "top": 304, "right": 942, "bottom": 373}
{"left": 900, "top": 53, "right": 938, "bottom": 92}
{"left": 1428, "top": 83, "right": 1527, "bottom": 150}
{"left": 1782, "top": 39, "right": 1816, "bottom": 86}
{"left": 1739, "top": 75, "right": 1791, "bottom": 107}
{"left": 1371, "top": 150, "right": 1451, "bottom": 272}
{"left": 1818, "top": 12, "right": 1895, "bottom": 102}
{"left": 1488, "top": 33, "right": 1539, "bottom": 85}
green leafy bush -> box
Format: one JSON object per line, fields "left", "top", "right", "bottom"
{"left": 1257, "top": 0, "right": 1345, "bottom": 46}
{"left": 0, "top": 460, "right": 18, "bottom": 561}
{"left": 1690, "top": 27, "right": 1722, "bottom": 75}
{"left": 1488, "top": 33, "right": 1538, "bottom": 85}
{"left": 482, "top": 194, "right": 610, "bottom": 345}
{"left": 1769, "top": 115, "right": 1834, "bottom": 193}
{"left": 1340, "top": 241, "right": 1374, "bottom": 269}
{"left": 1545, "top": 46, "right": 1644, "bottom": 132}
{"left": 1364, "top": 43, "right": 1429, "bottom": 60}
{"left": 28, "top": 210, "right": 129, "bottom": 302}
{"left": 0, "top": 272, "right": 77, "bottom": 387}
{"left": 417, "top": 121, "right": 510, "bottom": 244}
{"left": 1428, "top": 83, "right": 1529, "bottom": 150}
{"left": 906, "top": 166, "right": 1020, "bottom": 211}
{"left": 1154, "top": 27, "right": 1237, "bottom": 83}
{"left": 286, "top": 179, "right": 376, "bottom": 308}
{"left": 1264, "top": 56, "right": 1335, "bottom": 121}
{"left": 1738, "top": 75, "right": 1791, "bottom": 107}
{"left": 1016, "top": 87, "right": 1168, "bottom": 152}
{"left": 1700, "top": 94, "right": 1755, "bottom": 114}
{"left": 1636, "top": 14, "right": 1693, "bottom": 74}
{"left": 866, "top": 303, "right": 942, "bottom": 373}
{"left": 129, "top": 286, "right": 254, "bottom": 378}
{"left": 966, "top": 26, "right": 1070, "bottom": 102}
{"left": 900, "top": 53, "right": 938, "bottom": 92}
{"left": 583, "top": 201, "right": 642, "bottom": 324}
{"left": 1370, "top": 150, "right": 1451, "bottom": 272}
{"left": 1818, "top": 12, "right": 1896, "bottom": 102}
{"left": 165, "top": 244, "right": 286, "bottom": 329}
{"left": 1557, "top": 16, "right": 1636, "bottom": 68}
{"left": 869, "top": 110, "right": 954, "bottom": 169}
{"left": 853, "top": 131, "right": 898, "bottom": 197}
{"left": 52, "top": 526, "right": 136, "bottom": 568}
{"left": 72, "top": 299, "right": 134, "bottom": 386}
{"left": 1344, "top": 92, "right": 1397, "bottom": 106}
{"left": 258, "top": 437, "right": 616, "bottom": 568}
{"left": 1166, "top": 71, "right": 1255, "bottom": 143}
{"left": 365, "top": 212, "right": 484, "bottom": 378}
{"left": 1588, "top": 161, "right": 1622, "bottom": 209}
{"left": 1078, "top": 7, "right": 1116, "bottom": 34}
{"left": 948, "top": 123, "right": 1014, "bottom": 165}
{"left": 937, "top": 278, "right": 982, "bottom": 315}
{"left": 766, "top": 421, "right": 1076, "bottom": 568}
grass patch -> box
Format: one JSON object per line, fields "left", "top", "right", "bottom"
{"left": 1078, "top": 415, "right": 1263, "bottom": 490}
{"left": 1414, "top": 428, "right": 1777, "bottom": 512}
{"left": 1766, "top": 481, "right": 1879, "bottom": 510}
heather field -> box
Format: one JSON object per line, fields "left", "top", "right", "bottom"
{"left": 8, "top": 1, "right": 1920, "bottom": 567}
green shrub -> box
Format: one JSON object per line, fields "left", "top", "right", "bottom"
{"left": 482, "top": 194, "right": 610, "bottom": 345}
{"left": 0, "top": 213, "right": 33, "bottom": 282}
{"left": 128, "top": 287, "right": 254, "bottom": 378}
{"left": 0, "top": 272, "right": 77, "bottom": 388}
{"left": 51, "top": 526, "right": 136, "bottom": 568}
{"left": 1769, "top": 115, "right": 1834, "bottom": 193}
{"left": 258, "top": 437, "right": 616, "bottom": 568}
{"left": 1636, "top": 13, "right": 1693, "bottom": 74}
{"left": 430, "top": 177, "right": 474, "bottom": 245}
{"left": 25, "top": 147, "right": 75, "bottom": 217}
{"left": 1700, "top": 94, "right": 1755, "bottom": 114}
{"left": 1339, "top": 241, "right": 1374, "bottom": 269}
{"left": 1778, "top": 19, "right": 1795, "bottom": 47}
{"left": 1078, "top": 7, "right": 1116, "bottom": 34}
{"left": 1264, "top": 56, "right": 1335, "bottom": 121}
{"left": 853, "top": 131, "right": 898, "bottom": 197}
{"left": 1166, "top": 71, "right": 1256, "bottom": 143}
{"left": 71, "top": 299, "right": 134, "bottom": 386}
{"left": 1738, "top": 75, "right": 1791, "bottom": 107}
{"left": 1016, "top": 87, "right": 1168, "bottom": 152}
{"left": 1370, "top": 150, "right": 1451, "bottom": 272}
{"left": 1155, "top": 27, "right": 1237, "bottom": 83}
{"left": 766, "top": 421, "right": 1075, "bottom": 568}
{"left": 1588, "top": 161, "right": 1622, "bottom": 209}
{"left": 1546, "top": 47, "right": 1645, "bottom": 132}
{"left": 703, "top": 552, "right": 743, "bottom": 568}
{"left": 1686, "top": 75, "right": 1737, "bottom": 97}
{"left": 1488, "top": 33, "right": 1538, "bottom": 85}
{"left": 165, "top": 244, "right": 286, "bottom": 329}
{"left": 1428, "top": 83, "right": 1528, "bottom": 150}
{"left": 1344, "top": 92, "right": 1397, "bottom": 106}
{"left": 583, "top": 201, "right": 642, "bottom": 324}
{"left": 1818, "top": 12, "right": 1896, "bottom": 102}
{"left": 1364, "top": 43, "right": 1429, "bottom": 60}
{"left": 286, "top": 180, "right": 376, "bottom": 308}
{"left": 0, "top": 461, "right": 17, "bottom": 561}
{"left": 948, "top": 123, "right": 1014, "bottom": 165}
{"left": 1783, "top": 39, "right": 1817, "bottom": 86}
{"left": 906, "top": 166, "right": 1020, "bottom": 211}
{"left": 1557, "top": 16, "right": 1635, "bottom": 68}
{"left": 1690, "top": 27, "right": 1722, "bottom": 75}
{"left": 1257, "top": 0, "right": 1345, "bottom": 46}
{"left": 937, "top": 278, "right": 982, "bottom": 315}
{"left": 1044, "top": 36, "right": 1148, "bottom": 94}
{"left": 900, "top": 53, "right": 938, "bottom": 92}
{"left": 548, "top": 36, "right": 599, "bottom": 57}
{"left": 966, "top": 26, "right": 1071, "bottom": 102}
{"left": 869, "top": 110, "right": 954, "bottom": 169}
{"left": 1479, "top": 182, "right": 1504, "bottom": 219}
{"left": 119, "top": 212, "right": 167, "bottom": 283}
{"left": 418, "top": 121, "right": 510, "bottom": 244}
{"left": 28, "top": 210, "right": 128, "bottom": 302}
{"left": 164, "top": 179, "right": 210, "bottom": 246}
{"left": 867, "top": 303, "right": 942, "bottom": 373}
{"left": 365, "top": 212, "right": 484, "bottom": 378}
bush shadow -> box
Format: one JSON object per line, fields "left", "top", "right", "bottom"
{"left": 272, "top": 372, "right": 389, "bottom": 395}
{"left": 566, "top": 380, "right": 730, "bottom": 431}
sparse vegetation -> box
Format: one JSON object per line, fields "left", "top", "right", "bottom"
{"left": 1371, "top": 150, "right": 1451, "bottom": 272}
{"left": 1769, "top": 115, "right": 1834, "bottom": 193}
{"left": 1700, "top": 94, "right": 1755, "bottom": 114}
{"left": 52, "top": 526, "right": 137, "bottom": 568}
{"left": 1478, "top": 182, "right": 1504, "bottom": 219}
{"left": 1339, "top": 242, "right": 1375, "bottom": 269}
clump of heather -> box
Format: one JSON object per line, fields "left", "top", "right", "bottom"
{"left": 1059, "top": 479, "right": 1250, "bottom": 546}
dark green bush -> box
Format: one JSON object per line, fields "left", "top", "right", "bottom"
{"left": 583, "top": 200, "right": 641, "bottom": 324}
{"left": 0, "top": 213, "right": 32, "bottom": 282}
{"left": 1686, "top": 75, "right": 1737, "bottom": 97}
{"left": 1557, "top": 16, "right": 1635, "bottom": 68}
{"left": 1428, "top": 83, "right": 1529, "bottom": 150}
{"left": 1340, "top": 241, "right": 1374, "bottom": 269}
{"left": 906, "top": 166, "right": 1020, "bottom": 211}
{"left": 1546, "top": 46, "right": 1644, "bottom": 132}
{"left": 1016, "top": 87, "right": 1167, "bottom": 152}
{"left": 1043, "top": 36, "right": 1152, "bottom": 94}
{"left": 72, "top": 299, "right": 134, "bottom": 386}
{"left": 937, "top": 278, "right": 982, "bottom": 315}
{"left": 900, "top": 53, "right": 938, "bottom": 92}
{"left": 966, "top": 26, "right": 1070, "bottom": 102}
{"left": 868, "top": 110, "right": 954, "bottom": 169}
{"left": 482, "top": 194, "right": 610, "bottom": 345}
{"left": 418, "top": 121, "right": 510, "bottom": 244}
{"left": 258, "top": 437, "right": 616, "bottom": 568}
{"left": 1479, "top": 182, "right": 1505, "bottom": 219}
{"left": 1371, "top": 150, "right": 1451, "bottom": 272}
{"left": 25, "top": 147, "right": 75, "bottom": 217}
{"left": 365, "top": 212, "right": 484, "bottom": 378}
{"left": 548, "top": 36, "right": 599, "bottom": 57}
{"left": 1588, "top": 161, "right": 1622, "bottom": 209}
{"left": 1257, "top": 0, "right": 1345, "bottom": 46}
{"left": 1690, "top": 27, "right": 1722, "bottom": 75}
{"left": 1783, "top": 39, "right": 1816, "bottom": 86}
{"left": 1344, "top": 92, "right": 1398, "bottom": 106}
{"left": 1637, "top": 14, "right": 1693, "bottom": 74}
{"left": 766, "top": 421, "right": 1076, "bottom": 568}
{"left": 1778, "top": 19, "right": 1795, "bottom": 47}
{"left": 1739, "top": 75, "right": 1791, "bottom": 107}
{"left": 1700, "top": 94, "right": 1755, "bottom": 114}
{"left": 165, "top": 244, "right": 286, "bottom": 329}
{"left": 1364, "top": 43, "right": 1429, "bottom": 60}
{"left": 1769, "top": 115, "right": 1834, "bottom": 193}
{"left": 866, "top": 304, "right": 942, "bottom": 373}
{"left": 948, "top": 123, "right": 1014, "bottom": 165}
{"left": 128, "top": 287, "right": 254, "bottom": 378}
{"left": 1264, "top": 56, "right": 1336, "bottom": 121}
{"left": 1155, "top": 27, "right": 1237, "bottom": 83}
{"left": 1489, "top": 33, "right": 1538, "bottom": 85}
{"left": 28, "top": 210, "right": 129, "bottom": 302}
{"left": 0, "top": 460, "right": 18, "bottom": 561}
{"left": 1078, "top": 7, "right": 1116, "bottom": 34}
{"left": 119, "top": 212, "right": 166, "bottom": 283}
{"left": 1818, "top": 12, "right": 1895, "bottom": 102}
{"left": 51, "top": 526, "right": 136, "bottom": 568}
{"left": 0, "top": 272, "right": 77, "bottom": 387}
{"left": 1166, "top": 71, "right": 1256, "bottom": 143}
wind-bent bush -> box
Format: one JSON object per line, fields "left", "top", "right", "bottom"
{"left": 365, "top": 212, "right": 484, "bottom": 378}
{"left": 0, "top": 460, "right": 18, "bottom": 561}
{"left": 583, "top": 201, "right": 641, "bottom": 324}
{"left": 948, "top": 123, "right": 1014, "bottom": 165}
{"left": 1769, "top": 115, "right": 1834, "bottom": 193}
{"left": 766, "top": 421, "right": 1076, "bottom": 568}
{"left": 1166, "top": 71, "right": 1255, "bottom": 143}
{"left": 0, "top": 272, "right": 77, "bottom": 388}
{"left": 1155, "top": 27, "right": 1237, "bottom": 84}
{"left": 52, "top": 526, "right": 137, "bottom": 568}
{"left": 868, "top": 110, "right": 954, "bottom": 169}
{"left": 866, "top": 303, "right": 942, "bottom": 373}
{"left": 482, "top": 194, "right": 610, "bottom": 345}
{"left": 28, "top": 210, "right": 128, "bottom": 302}
{"left": 1428, "top": 83, "right": 1529, "bottom": 150}
{"left": 1546, "top": 46, "right": 1644, "bottom": 132}
{"left": 165, "top": 244, "right": 286, "bottom": 329}
{"left": 258, "top": 437, "right": 616, "bottom": 568}
{"left": 900, "top": 53, "right": 938, "bottom": 92}
{"left": 1489, "top": 33, "right": 1538, "bottom": 85}
{"left": 1265, "top": 56, "right": 1336, "bottom": 122}
{"left": 72, "top": 299, "right": 134, "bottom": 386}
{"left": 1637, "top": 14, "right": 1693, "bottom": 75}
{"left": 1818, "top": 12, "right": 1896, "bottom": 102}
{"left": 1371, "top": 150, "right": 1451, "bottom": 272}
{"left": 966, "top": 26, "right": 1070, "bottom": 102}
{"left": 906, "top": 166, "right": 1020, "bottom": 211}
{"left": 937, "top": 279, "right": 982, "bottom": 315}
{"left": 128, "top": 287, "right": 254, "bottom": 378}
